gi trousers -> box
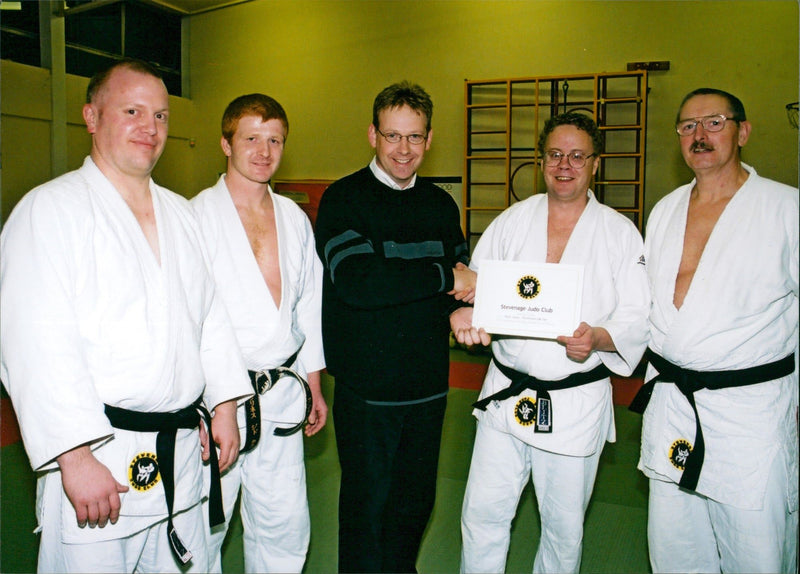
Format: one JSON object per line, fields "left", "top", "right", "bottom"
{"left": 333, "top": 381, "right": 447, "bottom": 573}
{"left": 204, "top": 420, "right": 309, "bottom": 574}
{"left": 461, "top": 421, "right": 602, "bottom": 574}
{"left": 647, "top": 444, "right": 798, "bottom": 574}
{"left": 38, "top": 500, "right": 208, "bottom": 573}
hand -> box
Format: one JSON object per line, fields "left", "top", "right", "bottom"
{"left": 199, "top": 418, "right": 210, "bottom": 463}
{"left": 211, "top": 400, "right": 240, "bottom": 473}
{"left": 450, "top": 306, "right": 491, "bottom": 347}
{"left": 304, "top": 371, "right": 328, "bottom": 437}
{"left": 449, "top": 263, "right": 477, "bottom": 303}
{"left": 58, "top": 445, "right": 129, "bottom": 528}
{"left": 556, "top": 322, "right": 614, "bottom": 362}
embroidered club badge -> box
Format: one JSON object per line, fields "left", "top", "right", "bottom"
{"left": 668, "top": 439, "right": 692, "bottom": 470}
{"left": 129, "top": 452, "right": 160, "bottom": 491}
{"left": 515, "top": 397, "right": 537, "bottom": 426}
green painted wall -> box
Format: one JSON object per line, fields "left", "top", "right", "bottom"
{"left": 187, "top": 0, "right": 799, "bottom": 221}
{"left": 2, "top": 0, "right": 798, "bottom": 225}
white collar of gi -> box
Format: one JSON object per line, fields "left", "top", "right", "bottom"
{"left": 369, "top": 157, "right": 417, "bottom": 191}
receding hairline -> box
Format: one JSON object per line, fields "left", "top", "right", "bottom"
{"left": 679, "top": 93, "right": 732, "bottom": 115}
{"left": 676, "top": 88, "right": 747, "bottom": 123}
{"left": 86, "top": 59, "right": 166, "bottom": 105}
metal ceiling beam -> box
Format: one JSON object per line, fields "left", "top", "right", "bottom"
{"left": 61, "top": 0, "right": 253, "bottom": 17}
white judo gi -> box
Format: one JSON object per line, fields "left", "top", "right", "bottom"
{"left": 460, "top": 192, "right": 649, "bottom": 574}
{"left": 192, "top": 175, "right": 325, "bottom": 573}
{"left": 639, "top": 164, "right": 799, "bottom": 573}
{"left": 0, "top": 157, "right": 252, "bottom": 573}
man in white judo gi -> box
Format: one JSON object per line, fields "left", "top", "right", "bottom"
{"left": 0, "top": 59, "right": 252, "bottom": 573}
{"left": 451, "top": 112, "right": 650, "bottom": 574}
{"left": 192, "top": 93, "right": 328, "bottom": 573}
{"left": 632, "top": 88, "right": 798, "bottom": 573}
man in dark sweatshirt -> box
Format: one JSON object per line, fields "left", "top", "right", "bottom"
{"left": 315, "top": 81, "right": 475, "bottom": 573}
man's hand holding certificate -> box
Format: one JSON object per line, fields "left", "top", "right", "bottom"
{"left": 472, "top": 260, "right": 584, "bottom": 339}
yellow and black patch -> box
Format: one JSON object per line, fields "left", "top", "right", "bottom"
{"left": 129, "top": 452, "right": 160, "bottom": 491}
{"left": 668, "top": 439, "right": 692, "bottom": 470}
{"left": 514, "top": 397, "right": 537, "bottom": 426}
{"left": 516, "top": 275, "right": 541, "bottom": 299}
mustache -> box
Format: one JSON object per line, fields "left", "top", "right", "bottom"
{"left": 690, "top": 141, "right": 714, "bottom": 152}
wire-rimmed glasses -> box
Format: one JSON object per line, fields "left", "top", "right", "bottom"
{"left": 675, "top": 114, "right": 739, "bottom": 136}
{"left": 375, "top": 128, "right": 428, "bottom": 145}
{"left": 542, "top": 150, "right": 596, "bottom": 168}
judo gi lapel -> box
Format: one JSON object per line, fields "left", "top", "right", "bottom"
{"left": 215, "top": 177, "right": 279, "bottom": 312}
{"left": 267, "top": 186, "right": 288, "bottom": 312}
{"left": 84, "top": 157, "right": 163, "bottom": 276}
{"left": 82, "top": 157, "right": 178, "bottom": 401}
{"left": 503, "top": 195, "right": 549, "bottom": 264}
{"left": 659, "top": 174, "right": 756, "bottom": 361}
{"left": 557, "top": 190, "right": 600, "bottom": 266}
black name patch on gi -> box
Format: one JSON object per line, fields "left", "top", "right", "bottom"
{"left": 515, "top": 397, "right": 537, "bottom": 426}
{"left": 129, "top": 452, "right": 160, "bottom": 491}
{"left": 516, "top": 275, "right": 541, "bottom": 300}
{"left": 535, "top": 397, "right": 552, "bottom": 433}
{"left": 668, "top": 439, "right": 692, "bottom": 470}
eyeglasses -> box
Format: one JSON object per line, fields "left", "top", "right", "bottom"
{"left": 543, "top": 150, "right": 596, "bottom": 168}
{"left": 376, "top": 128, "right": 428, "bottom": 145}
{"left": 675, "top": 114, "right": 738, "bottom": 136}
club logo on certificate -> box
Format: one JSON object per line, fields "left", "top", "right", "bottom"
{"left": 516, "top": 276, "right": 541, "bottom": 299}
{"left": 473, "top": 260, "right": 584, "bottom": 339}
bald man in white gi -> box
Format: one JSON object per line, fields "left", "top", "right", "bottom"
{"left": 451, "top": 112, "right": 650, "bottom": 573}
{"left": 192, "top": 93, "right": 328, "bottom": 573}
{"left": 0, "top": 59, "right": 251, "bottom": 573}
{"left": 634, "top": 88, "right": 798, "bottom": 573}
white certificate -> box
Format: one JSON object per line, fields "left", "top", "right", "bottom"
{"left": 472, "top": 260, "right": 584, "bottom": 339}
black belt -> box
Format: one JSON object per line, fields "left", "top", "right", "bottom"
{"left": 241, "top": 352, "right": 312, "bottom": 454}
{"left": 104, "top": 397, "right": 222, "bottom": 565}
{"left": 473, "top": 357, "right": 612, "bottom": 433}
{"left": 629, "top": 348, "right": 795, "bottom": 491}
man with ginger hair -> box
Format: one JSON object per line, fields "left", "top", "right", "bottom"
{"left": 192, "top": 93, "right": 328, "bottom": 573}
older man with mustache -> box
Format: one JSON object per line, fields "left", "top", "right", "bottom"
{"left": 633, "top": 88, "right": 798, "bottom": 573}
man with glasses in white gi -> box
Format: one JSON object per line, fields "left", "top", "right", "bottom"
{"left": 633, "top": 88, "right": 798, "bottom": 573}
{"left": 452, "top": 112, "right": 650, "bottom": 573}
